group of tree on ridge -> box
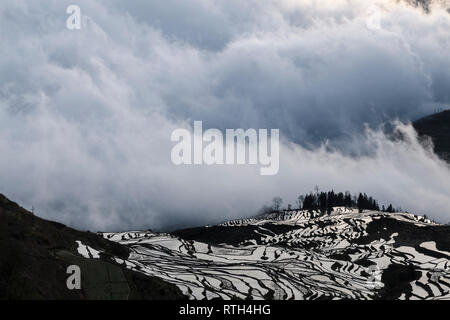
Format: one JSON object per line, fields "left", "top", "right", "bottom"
{"left": 271, "top": 189, "right": 398, "bottom": 215}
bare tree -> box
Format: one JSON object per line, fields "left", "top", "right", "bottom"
{"left": 272, "top": 197, "right": 283, "bottom": 211}
{"left": 314, "top": 185, "right": 320, "bottom": 195}
{"left": 296, "top": 195, "right": 305, "bottom": 209}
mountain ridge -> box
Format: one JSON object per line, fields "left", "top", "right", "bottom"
{"left": 0, "top": 193, "right": 186, "bottom": 299}
{"left": 414, "top": 110, "right": 450, "bottom": 162}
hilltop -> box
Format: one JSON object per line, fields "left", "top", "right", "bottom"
{"left": 414, "top": 110, "right": 450, "bottom": 162}
{"left": 0, "top": 193, "right": 185, "bottom": 299}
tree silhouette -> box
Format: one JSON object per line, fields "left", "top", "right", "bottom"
{"left": 284, "top": 190, "right": 401, "bottom": 215}
{"left": 272, "top": 197, "right": 283, "bottom": 211}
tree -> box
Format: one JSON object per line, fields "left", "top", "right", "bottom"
{"left": 319, "top": 192, "right": 328, "bottom": 214}
{"left": 302, "top": 194, "right": 314, "bottom": 210}
{"left": 344, "top": 191, "right": 353, "bottom": 207}
{"left": 296, "top": 195, "right": 305, "bottom": 209}
{"left": 272, "top": 197, "right": 283, "bottom": 211}
{"left": 357, "top": 193, "right": 365, "bottom": 213}
{"left": 314, "top": 185, "right": 320, "bottom": 195}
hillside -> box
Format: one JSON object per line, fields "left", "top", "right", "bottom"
{"left": 414, "top": 110, "right": 450, "bottom": 162}
{"left": 2, "top": 192, "right": 450, "bottom": 300}
{"left": 0, "top": 193, "right": 186, "bottom": 299}
{"left": 102, "top": 208, "right": 450, "bottom": 300}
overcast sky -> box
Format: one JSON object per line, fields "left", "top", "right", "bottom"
{"left": 1, "top": 0, "right": 450, "bottom": 231}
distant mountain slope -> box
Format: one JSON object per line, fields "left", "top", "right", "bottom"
{"left": 3, "top": 191, "right": 450, "bottom": 300}
{"left": 102, "top": 208, "right": 450, "bottom": 300}
{"left": 413, "top": 110, "right": 450, "bottom": 162}
{"left": 0, "top": 193, "right": 186, "bottom": 299}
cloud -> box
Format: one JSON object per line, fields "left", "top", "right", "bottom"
{"left": 0, "top": 0, "right": 450, "bottom": 230}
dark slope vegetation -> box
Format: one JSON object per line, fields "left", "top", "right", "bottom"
{"left": 0, "top": 193, "right": 186, "bottom": 299}
{"left": 414, "top": 110, "right": 450, "bottom": 162}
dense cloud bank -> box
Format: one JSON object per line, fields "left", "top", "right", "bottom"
{"left": 0, "top": 0, "right": 449, "bottom": 230}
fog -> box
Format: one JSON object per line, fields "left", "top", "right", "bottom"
{"left": 0, "top": 0, "right": 449, "bottom": 230}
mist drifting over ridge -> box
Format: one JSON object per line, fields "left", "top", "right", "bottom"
{"left": 0, "top": 0, "right": 450, "bottom": 231}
